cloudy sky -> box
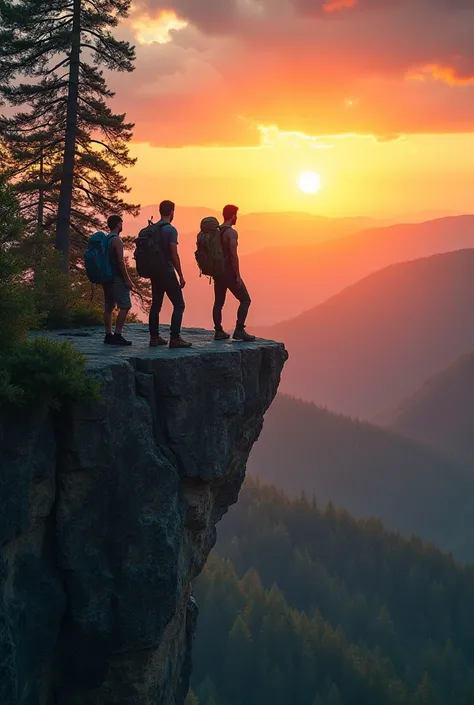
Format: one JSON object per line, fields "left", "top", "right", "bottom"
{"left": 112, "top": 0, "right": 474, "bottom": 216}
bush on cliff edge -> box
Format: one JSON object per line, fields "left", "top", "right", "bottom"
{"left": 0, "top": 178, "right": 99, "bottom": 408}
{"left": 0, "top": 337, "right": 99, "bottom": 408}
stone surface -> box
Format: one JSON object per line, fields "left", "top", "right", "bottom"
{"left": 0, "top": 325, "right": 286, "bottom": 704}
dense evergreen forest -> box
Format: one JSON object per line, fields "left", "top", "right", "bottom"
{"left": 188, "top": 480, "right": 474, "bottom": 705}
{"left": 248, "top": 394, "right": 474, "bottom": 559}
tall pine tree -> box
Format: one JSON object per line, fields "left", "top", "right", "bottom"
{"left": 0, "top": 0, "right": 139, "bottom": 271}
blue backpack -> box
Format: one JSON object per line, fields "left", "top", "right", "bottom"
{"left": 84, "top": 232, "right": 117, "bottom": 284}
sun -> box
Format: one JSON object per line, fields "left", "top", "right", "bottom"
{"left": 298, "top": 171, "right": 321, "bottom": 194}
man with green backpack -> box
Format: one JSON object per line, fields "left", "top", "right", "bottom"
{"left": 195, "top": 204, "right": 255, "bottom": 341}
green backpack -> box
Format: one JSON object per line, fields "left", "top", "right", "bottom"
{"left": 195, "top": 217, "right": 228, "bottom": 278}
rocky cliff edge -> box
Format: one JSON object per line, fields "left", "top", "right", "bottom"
{"left": 0, "top": 326, "right": 287, "bottom": 705}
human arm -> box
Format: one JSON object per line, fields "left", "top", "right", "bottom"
{"left": 111, "top": 238, "right": 133, "bottom": 288}
{"left": 170, "top": 242, "right": 185, "bottom": 288}
{"left": 228, "top": 230, "right": 242, "bottom": 285}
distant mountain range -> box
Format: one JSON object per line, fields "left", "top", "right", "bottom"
{"left": 122, "top": 206, "right": 382, "bottom": 254}
{"left": 241, "top": 214, "right": 474, "bottom": 324}
{"left": 125, "top": 213, "right": 474, "bottom": 329}
{"left": 248, "top": 394, "right": 474, "bottom": 559}
{"left": 380, "top": 351, "right": 474, "bottom": 467}
{"left": 263, "top": 249, "right": 474, "bottom": 418}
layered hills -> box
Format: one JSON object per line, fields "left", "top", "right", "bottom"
{"left": 264, "top": 249, "right": 474, "bottom": 417}
{"left": 382, "top": 351, "right": 474, "bottom": 466}
{"left": 190, "top": 480, "right": 474, "bottom": 705}
{"left": 248, "top": 394, "right": 474, "bottom": 559}
{"left": 124, "top": 212, "right": 474, "bottom": 327}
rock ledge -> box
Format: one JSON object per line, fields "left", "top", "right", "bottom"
{"left": 0, "top": 325, "right": 286, "bottom": 705}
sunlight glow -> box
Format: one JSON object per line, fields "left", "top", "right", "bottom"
{"left": 132, "top": 11, "right": 188, "bottom": 45}
{"left": 259, "top": 125, "right": 334, "bottom": 150}
{"left": 298, "top": 171, "right": 322, "bottom": 194}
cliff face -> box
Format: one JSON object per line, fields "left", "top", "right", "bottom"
{"left": 0, "top": 327, "right": 286, "bottom": 705}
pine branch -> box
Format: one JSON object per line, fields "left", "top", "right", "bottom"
{"left": 82, "top": 28, "right": 134, "bottom": 71}
{"left": 43, "top": 57, "right": 70, "bottom": 76}
{"left": 1, "top": 0, "right": 137, "bottom": 263}
{"left": 80, "top": 42, "right": 122, "bottom": 69}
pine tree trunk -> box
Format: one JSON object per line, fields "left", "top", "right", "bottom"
{"left": 55, "top": 0, "right": 81, "bottom": 273}
{"left": 37, "top": 151, "right": 44, "bottom": 235}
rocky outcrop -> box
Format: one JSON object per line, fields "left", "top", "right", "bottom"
{"left": 0, "top": 326, "right": 286, "bottom": 705}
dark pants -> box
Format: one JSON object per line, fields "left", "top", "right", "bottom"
{"left": 213, "top": 266, "right": 251, "bottom": 331}
{"left": 149, "top": 272, "right": 185, "bottom": 338}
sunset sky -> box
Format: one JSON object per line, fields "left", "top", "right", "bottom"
{"left": 111, "top": 0, "right": 474, "bottom": 217}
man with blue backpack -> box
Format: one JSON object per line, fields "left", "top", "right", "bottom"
{"left": 85, "top": 214, "right": 133, "bottom": 346}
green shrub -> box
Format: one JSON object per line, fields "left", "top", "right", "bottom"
{"left": 0, "top": 337, "right": 100, "bottom": 409}
{"left": 0, "top": 178, "right": 36, "bottom": 348}
{"left": 0, "top": 247, "right": 36, "bottom": 350}
{"left": 0, "top": 178, "right": 101, "bottom": 410}
{"left": 0, "top": 366, "right": 20, "bottom": 405}
{"left": 0, "top": 175, "right": 22, "bottom": 247}
{"left": 32, "top": 243, "right": 103, "bottom": 329}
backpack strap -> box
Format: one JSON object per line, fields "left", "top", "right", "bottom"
{"left": 219, "top": 226, "right": 230, "bottom": 261}
{"left": 219, "top": 225, "right": 230, "bottom": 246}
{"left": 151, "top": 221, "right": 168, "bottom": 253}
{"left": 106, "top": 232, "right": 118, "bottom": 250}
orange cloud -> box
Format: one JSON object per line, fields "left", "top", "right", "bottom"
{"left": 322, "top": 0, "right": 357, "bottom": 12}
{"left": 131, "top": 9, "right": 188, "bottom": 45}
{"left": 408, "top": 64, "right": 474, "bottom": 87}
{"left": 113, "top": 0, "right": 474, "bottom": 147}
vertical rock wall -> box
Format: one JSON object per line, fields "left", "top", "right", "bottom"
{"left": 0, "top": 329, "right": 286, "bottom": 704}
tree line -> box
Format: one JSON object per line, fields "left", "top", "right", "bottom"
{"left": 0, "top": 179, "right": 97, "bottom": 407}
{"left": 0, "top": 0, "right": 137, "bottom": 273}
{"left": 248, "top": 394, "right": 474, "bottom": 560}
{"left": 187, "top": 480, "right": 474, "bottom": 705}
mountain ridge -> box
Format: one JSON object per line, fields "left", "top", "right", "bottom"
{"left": 248, "top": 393, "right": 474, "bottom": 558}
{"left": 262, "top": 249, "right": 474, "bottom": 417}
{"left": 381, "top": 350, "right": 474, "bottom": 466}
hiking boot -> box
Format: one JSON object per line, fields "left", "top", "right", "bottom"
{"left": 104, "top": 333, "right": 114, "bottom": 345}
{"left": 112, "top": 333, "right": 132, "bottom": 346}
{"left": 214, "top": 329, "right": 231, "bottom": 341}
{"left": 150, "top": 335, "right": 168, "bottom": 347}
{"left": 169, "top": 336, "right": 192, "bottom": 349}
{"left": 233, "top": 327, "right": 256, "bottom": 342}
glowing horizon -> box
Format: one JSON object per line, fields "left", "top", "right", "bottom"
{"left": 123, "top": 127, "right": 474, "bottom": 219}
{"left": 110, "top": 0, "right": 474, "bottom": 220}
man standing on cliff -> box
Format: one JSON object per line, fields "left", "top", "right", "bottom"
{"left": 149, "top": 200, "right": 192, "bottom": 349}
{"left": 213, "top": 204, "right": 255, "bottom": 342}
{"left": 103, "top": 214, "right": 133, "bottom": 346}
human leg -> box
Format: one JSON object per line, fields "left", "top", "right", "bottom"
{"left": 104, "top": 309, "right": 113, "bottom": 335}
{"left": 165, "top": 274, "right": 186, "bottom": 338}
{"left": 149, "top": 278, "right": 165, "bottom": 337}
{"left": 213, "top": 278, "right": 227, "bottom": 331}
{"left": 115, "top": 307, "right": 129, "bottom": 335}
{"left": 102, "top": 284, "right": 115, "bottom": 343}
{"left": 111, "top": 277, "right": 132, "bottom": 345}
{"left": 227, "top": 277, "right": 251, "bottom": 330}
{"left": 165, "top": 274, "right": 191, "bottom": 348}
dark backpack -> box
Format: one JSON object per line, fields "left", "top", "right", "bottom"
{"left": 195, "top": 217, "right": 228, "bottom": 278}
{"left": 134, "top": 221, "right": 169, "bottom": 280}
{"left": 84, "top": 231, "right": 117, "bottom": 284}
